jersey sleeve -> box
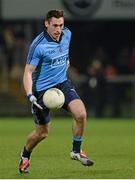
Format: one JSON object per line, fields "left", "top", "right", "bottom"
{"left": 26, "top": 44, "right": 42, "bottom": 67}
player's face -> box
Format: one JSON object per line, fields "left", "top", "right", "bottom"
{"left": 45, "top": 17, "right": 64, "bottom": 41}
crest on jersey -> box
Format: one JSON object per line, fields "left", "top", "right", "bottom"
{"left": 62, "top": 0, "right": 102, "bottom": 17}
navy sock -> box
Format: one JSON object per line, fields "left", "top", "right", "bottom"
{"left": 72, "top": 136, "right": 82, "bottom": 153}
{"left": 22, "top": 146, "right": 31, "bottom": 159}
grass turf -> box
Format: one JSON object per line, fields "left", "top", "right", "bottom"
{"left": 0, "top": 117, "right": 134, "bottom": 179}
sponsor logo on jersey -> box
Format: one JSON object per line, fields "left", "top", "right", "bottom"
{"left": 51, "top": 54, "right": 68, "bottom": 67}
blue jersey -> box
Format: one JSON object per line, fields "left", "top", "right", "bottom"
{"left": 27, "top": 27, "right": 71, "bottom": 92}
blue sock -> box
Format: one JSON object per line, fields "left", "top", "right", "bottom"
{"left": 72, "top": 136, "right": 83, "bottom": 153}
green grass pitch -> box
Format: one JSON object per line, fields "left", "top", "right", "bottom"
{"left": 0, "top": 117, "right": 134, "bottom": 179}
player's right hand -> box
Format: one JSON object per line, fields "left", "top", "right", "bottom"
{"left": 27, "top": 94, "right": 43, "bottom": 110}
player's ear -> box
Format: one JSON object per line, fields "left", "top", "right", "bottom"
{"left": 45, "top": 21, "right": 48, "bottom": 28}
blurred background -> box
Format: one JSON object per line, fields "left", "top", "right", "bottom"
{"left": 0, "top": 0, "right": 135, "bottom": 118}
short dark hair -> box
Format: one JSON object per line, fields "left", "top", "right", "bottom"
{"left": 45, "top": 10, "right": 64, "bottom": 21}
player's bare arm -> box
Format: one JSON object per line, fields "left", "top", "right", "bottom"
{"left": 23, "top": 64, "right": 36, "bottom": 95}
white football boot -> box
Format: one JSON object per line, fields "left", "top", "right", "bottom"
{"left": 70, "top": 150, "right": 94, "bottom": 166}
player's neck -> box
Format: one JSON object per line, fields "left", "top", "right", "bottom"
{"left": 47, "top": 31, "right": 59, "bottom": 42}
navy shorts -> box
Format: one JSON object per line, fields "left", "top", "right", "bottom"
{"left": 32, "top": 80, "right": 80, "bottom": 125}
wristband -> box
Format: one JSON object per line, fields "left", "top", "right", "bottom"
{"left": 27, "top": 94, "right": 32, "bottom": 100}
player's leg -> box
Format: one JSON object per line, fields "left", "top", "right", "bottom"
{"left": 19, "top": 123, "right": 50, "bottom": 173}
{"left": 68, "top": 99, "right": 94, "bottom": 166}
{"left": 69, "top": 99, "right": 86, "bottom": 137}
{"left": 25, "top": 123, "right": 50, "bottom": 151}
{"left": 19, "top": 91, "right": 51, "bottom": 173}
{"left": 58, "top": 80, "right": 94, "bottom": 166}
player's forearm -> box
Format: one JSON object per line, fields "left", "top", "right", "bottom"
{"left": 23, "top": 71, "right": 33, "bottom": 96}
{"left": 23, "top": 65, "right": 35, "bottom": 95}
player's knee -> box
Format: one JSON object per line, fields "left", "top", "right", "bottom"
{"left": 75, "top": 110, "right": 87, "bottom": 122}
